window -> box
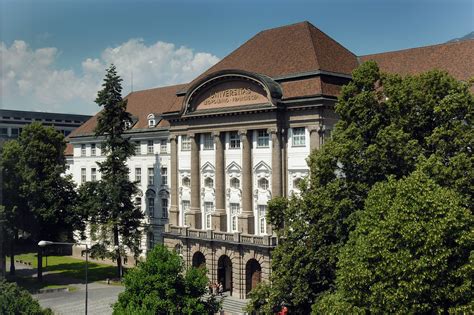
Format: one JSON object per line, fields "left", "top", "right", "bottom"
{"left": 0, "top": 127, "right": 9, "bottom": 137}
{"left": 81, "top": 168, "right": 86, "bottom": 183}
{"left": 203, "top": 133, "right": 213, "bottom": 150}
{"left": 229, "top": 131, "right": 240, "bottom": 149}
{"left": 230, "top": 178, "right": 240, "bottom": 189}
{"left": 148, "top": 168, "right": 154, "bottom": 185}
{"left": 257, "top": 130, "right": 269, "bottom": 148}
{"left": 161, "top": 167, "right": 168, "bottom": 186}
{"left": 293, "top": 178, "right": 302, "bottom": 189}
{"left": 64, "top": 130, "right": 71, "bottom": 136}
{"left": 148, "top": 232, "right": 155, "bottom": 250}
{"left": 10, "top": 128, "right": 19, "bottom": 138}
{"left": 135, "top": 168, "right": 142, "bottom": 183}
{"left": 258, "top": 178, "right": 269, "bottom": 190}
{"left": 81, "top": 144, "right": 86, "bottom": 156}
{"left": 230, "top": 203, "right": 240, "bottom": 232}
{"left": 100, "top": 143, "right": 106, "bottom": 156}
{"left": 204, "top": 202, "right": 214, "bottom": 229}
{"left": 182, "top": 200, "right": 190, "bottom": 212}
{"left": 148, "top": 197, "right": 155, "bottom": 217}
{"left": 91, "top": 168, "right": 97, "bottom": 181}
{"left": 91, "top": 143, "right": 96, "bottom": 156}
{"left": 292, "top": 127, "right": 306, "bottom": 146}
{"left": 134, "top": 141, "right": 141, "bottom": 155}
{"left": 147, "top": 140, "right": 154, "bottom": 154}
{"left": 258, "top": 205, "right": 267, "bottom": 234}
{"left": 147, "top": 114, "right": 156, "bottom": 127}
{"left": 204, "top": 177, "right": 213, "bottom": 188}
{"left": 160, "top": 139, "right": 167, "bottom": 153}
{"left": 181, "top": 135, "right": 191, "bottom": 151}
{"left": 124, "top": 120, "right": 132, "bottom": 129}
{"left": 182, "top": 177, "right": 190, "bottom": 187}
{"left": 162, "top": 199, "right": 168, "bottom": 218}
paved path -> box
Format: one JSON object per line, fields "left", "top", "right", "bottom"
{"left": 12, "top": 261, "right": 123, "bottom": 315}
{"left": 35, "top": 282, "right": 124, "bottom": 315}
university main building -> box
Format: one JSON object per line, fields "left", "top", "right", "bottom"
{"left": 67, "top": 22, "right": 473, "bottom": 299}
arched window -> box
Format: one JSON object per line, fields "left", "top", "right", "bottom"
{"left": 230, "top": 178, "right": 240, "bottom": 189}
{"left": 258, "top": 178, "right": 269, "bottom": 190}
{"left": 182, "top": 177, "right": 190, "bottom": 187}
{"left": 204, "top": 177, "right": 214, "bottom": 188}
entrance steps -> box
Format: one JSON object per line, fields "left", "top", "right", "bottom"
{"left": 207, "top": 292, "right": 249, "bottom": 315}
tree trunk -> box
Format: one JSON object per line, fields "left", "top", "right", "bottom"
{"left": 9, "top": 238, "right": 15, "bottom": 275}
{"left": 113, "top": 225, "right": 122, "bottom": 279}
{"left": 37, "top": 246, "right": 43, "bottom": 282}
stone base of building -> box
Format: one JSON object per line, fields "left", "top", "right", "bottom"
{"left": 163, "top": 225, "right": 275, "bottom": 300}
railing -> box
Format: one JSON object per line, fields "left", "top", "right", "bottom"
{"left": 163, "top": 224, "right": 277, "bottom": 247}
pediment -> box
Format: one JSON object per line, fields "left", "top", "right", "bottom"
{"left": 253, "top": 161, "right": 271, "bottom": 173}
{"left": 226, "top": 161, "right": 242, "bottom": 173}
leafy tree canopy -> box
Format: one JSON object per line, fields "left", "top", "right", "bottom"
{"left": 314, "top": 171, "right": 473, "bottom": 313}
{"left": 249, "top": 61, "right": 473, "bottom": 313}
{"left": 113, "top": 245, "right": 220, "bottom": 314}
{"left": 0, "top": 280, "right": 53, "bottom": 314}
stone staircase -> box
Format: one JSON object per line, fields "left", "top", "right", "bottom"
{"left": 208, "top": 292, "right": 249, "bottom": 315}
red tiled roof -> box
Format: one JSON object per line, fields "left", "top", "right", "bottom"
{"left": 360, "top": 39, "right": 474, "bottom": 82}
{"left": 69, "top": 83, "right": 187, "bottom": 137}
{"left": 69, "top": 22, "right": 473, "bottom": 138}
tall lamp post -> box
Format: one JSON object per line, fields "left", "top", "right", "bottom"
{"left": 38, "top": 241, "right": 89, "bottom": 315}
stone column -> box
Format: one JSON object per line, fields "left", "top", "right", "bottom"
{"left": 211, "top": 131, "right": 227, "bottom": 231}
{"left": 187, "top": 133, "right": 201, "bottom": 229}
{"left": 169, "top": 135, "right": 179, "bottom": 226}
{"left": 269, "top": 128, "right": 282, "bottom": 198}
{"left": 308, "top": 126, "right": 320, "bottom": 152}
{"left": 238, "top": 130, "right": 254, "bottom": 234}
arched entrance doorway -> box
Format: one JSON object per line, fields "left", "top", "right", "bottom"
{"left": 192, "top": 251, "right": 206, "bottom": 268}
{"left": 217, "top": 255, "right": 232, "bottom": 294}
{"left": 245, "top": 259, "right": 261, "bottom": 296}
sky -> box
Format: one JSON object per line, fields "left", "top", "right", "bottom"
{"left": 1, "top": 0, "right": 473, "bottom": 115}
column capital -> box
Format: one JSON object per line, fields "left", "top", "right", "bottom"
{"left": 267, "top": 127, "right": 278, "bottom": 135}
{"left": 169, "top": 134, "right": 178, "bottom": 141}
{"left": 188, "top": 132, "right": 196, "bottom": 139}
{"left": 238, "top": 129, "right": 248, "bottom": 136}
{"left": 308, "top": 125, "right": 325, "bottom": 134}
{"left": 212, "top": 131, "right": 221, "bottom": 138}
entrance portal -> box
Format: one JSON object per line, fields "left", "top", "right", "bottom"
{"left": 217, "top": 255, "right": 232, "bottom": 294}
{"left": 245, "top": 259, "right": 261, "bottom": 296}
{"left": 192, "top": 251, "right": 206, "bottom": 268}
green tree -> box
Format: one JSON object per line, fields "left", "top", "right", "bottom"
{"left": 314, "top": 171, "right": 473, "bottom": 313}
{"left": 0, "top": 280, "right": 53, "bottom": 314}
{"left": 77, "top": 64, "right": 143, "bottom": 277}
{"left": 113, "top": 245, "right": 221, "bottom": 314}
{"left": 1, "top": 123, "right": 78, "bottom": 281}
{"left": 248, "top": 61, "right": 473, "bottom": 313}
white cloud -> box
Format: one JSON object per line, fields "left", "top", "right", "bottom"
{"left": 0, "top": 39, "right": 220, "bottom": 114}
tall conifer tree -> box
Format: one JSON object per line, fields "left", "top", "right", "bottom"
{"left": 81, "top": 65, "right": 143, "bottom": 277}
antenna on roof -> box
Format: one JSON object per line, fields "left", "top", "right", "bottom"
{"left": 131, "top": 70, "right": 134, "bottom": 93}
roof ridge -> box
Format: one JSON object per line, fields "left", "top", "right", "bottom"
{"left": 258, "top": 20, "right": 311, "bottom": 33}
{"left": 306, "top": 22, "right": 358, "bottom": 58}
{"left": 360, "top": 38, "right": 474, "bottom": 57}
{"left": 305, "top": 22, "right": 321, "bottom": 71}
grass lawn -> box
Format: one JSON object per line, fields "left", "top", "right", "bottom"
{"left": 8, "top": 253, "right": 122, "bottom": 283}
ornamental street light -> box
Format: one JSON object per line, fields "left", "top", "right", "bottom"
{"left": 38, "top": 241, "right": 89, "bottom": 315}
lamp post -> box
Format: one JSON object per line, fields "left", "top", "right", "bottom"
{"left": 38, "top": 241, "right": 89, "bottom": 315}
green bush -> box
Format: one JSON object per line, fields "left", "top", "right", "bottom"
{"left": 113, "top": 245, "right": 221, "bottom": 314}
{"left": 0, "top": 280, "right": 53, "bottom": 315}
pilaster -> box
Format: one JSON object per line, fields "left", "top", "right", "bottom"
{"left": 238, "top": 129, "right": 254, "bottom": 235}
{"left": 212, "top": 131, "right": 227, "bottom": 231}
{"left": 187, "top": 133, "right": 201, "bottom": 229}
{"left": 169, "top": 135, "right": 179, "bottom": 226}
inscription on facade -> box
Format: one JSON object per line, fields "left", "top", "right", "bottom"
{"left": 193, "top": 80, "right": 268, "bottom": 111}
{"left": 203, "top": 88, "right": 259, "bottom": 106}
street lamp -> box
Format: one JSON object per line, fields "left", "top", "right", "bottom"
{"left": 38, "top": 240, "right": 89, "bottom": 315}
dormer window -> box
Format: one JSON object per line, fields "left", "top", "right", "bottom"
{"left": 147, "top": 114, "right": 156, "bottom": 128}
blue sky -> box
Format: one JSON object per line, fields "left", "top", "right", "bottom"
{"left": 1, "top": 0, "right": 473, "bottom": 114}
